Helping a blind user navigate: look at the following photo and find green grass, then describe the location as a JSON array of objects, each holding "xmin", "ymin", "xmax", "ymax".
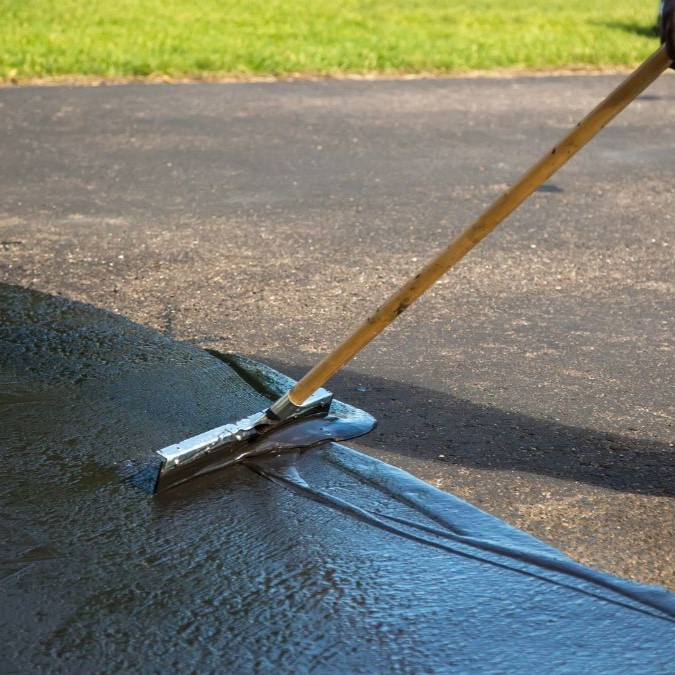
[{"xmin": 0, "ymin": 0, "xmax": 660, "ymax": 82}]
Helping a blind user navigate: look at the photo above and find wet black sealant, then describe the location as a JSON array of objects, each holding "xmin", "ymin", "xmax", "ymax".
[{"xmin": 1, "ymin": 284, "xmax": 674, "ymax": 672}]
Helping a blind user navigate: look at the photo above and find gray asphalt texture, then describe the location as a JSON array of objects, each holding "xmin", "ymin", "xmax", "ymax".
[{"xmin": 1, "ymin": 74, "xmax": 673, "ymax": 588}]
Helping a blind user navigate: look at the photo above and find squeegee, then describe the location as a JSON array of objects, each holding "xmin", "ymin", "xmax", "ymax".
[{"xmin": 153, "ymin": 45, "xmax": 671, "ymax": 492}]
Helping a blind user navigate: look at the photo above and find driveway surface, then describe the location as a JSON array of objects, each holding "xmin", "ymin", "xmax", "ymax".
[{"xmin": 1, "ymin": 73, "xmax": 673, "ymax": 587}]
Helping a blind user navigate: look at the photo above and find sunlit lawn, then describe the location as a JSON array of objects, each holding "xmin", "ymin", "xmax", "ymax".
[{"xmin": 0, "ymin": 0, "xmax": 660, "ymax": 81}]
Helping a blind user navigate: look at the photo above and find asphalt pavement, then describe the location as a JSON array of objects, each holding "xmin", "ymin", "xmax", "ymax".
[{"xmin": 1, "ymin": 73, "xmax": 673, "ymax": 587}]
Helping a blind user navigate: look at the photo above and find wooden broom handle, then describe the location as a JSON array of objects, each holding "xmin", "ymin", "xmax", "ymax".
[{"xmin": 287, "ymin": 46, "xmax": 671, "ymax": 406}]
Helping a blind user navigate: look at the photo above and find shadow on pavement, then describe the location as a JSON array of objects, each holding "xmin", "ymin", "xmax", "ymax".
[
  {"xmin": 256, "ymin": 357, "xmax": 674, "ymax": 498},
  {"xmin": 0, "ymin": 280, "xmax": 670, "ymax": 499}
]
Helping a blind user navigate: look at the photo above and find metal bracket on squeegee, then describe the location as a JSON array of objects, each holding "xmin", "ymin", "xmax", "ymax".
[{"xmin": 154, "ymin": 389, "xmax": 333, "ymax": 492}]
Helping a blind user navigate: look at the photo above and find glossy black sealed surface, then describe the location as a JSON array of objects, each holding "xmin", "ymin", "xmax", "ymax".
[{"xmin": 1, "ymin": 284, "xmax": 673, "ymax": 672}]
